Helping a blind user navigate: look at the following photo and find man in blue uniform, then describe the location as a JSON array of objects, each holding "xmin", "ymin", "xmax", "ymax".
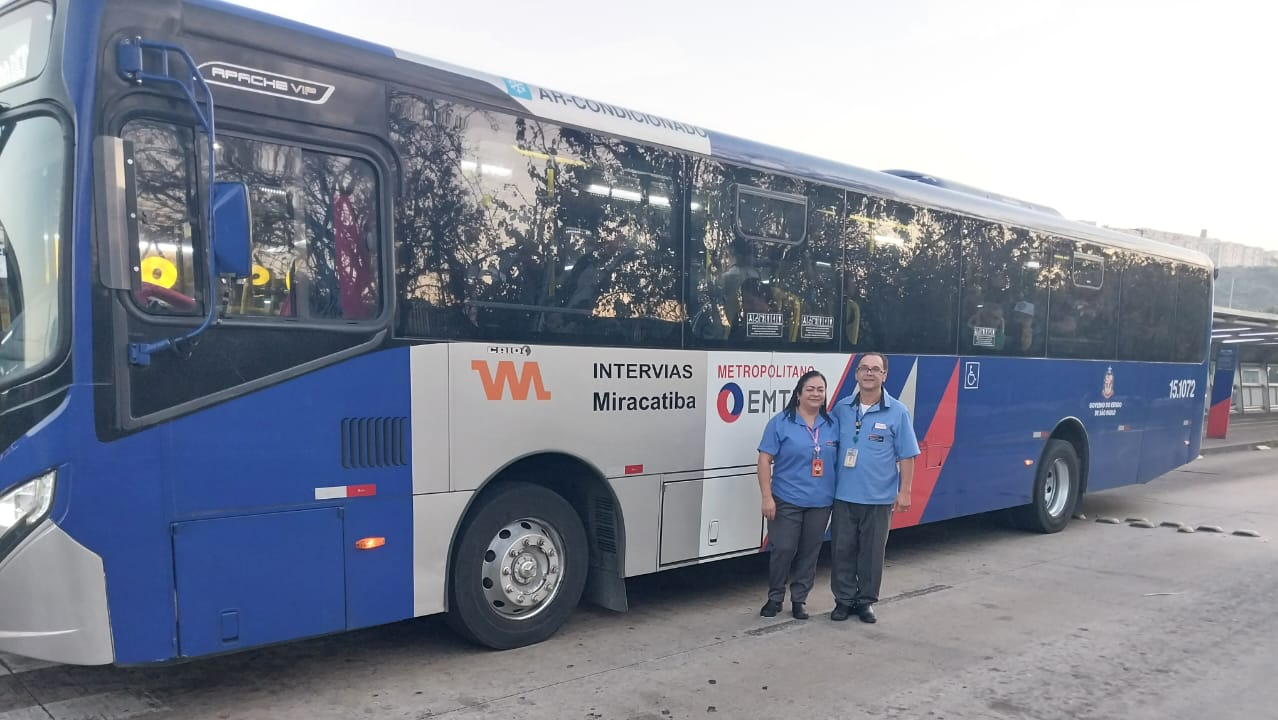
[{"xmin": 829, "ymin": 352, "xmax": 920, "ymax": 623}]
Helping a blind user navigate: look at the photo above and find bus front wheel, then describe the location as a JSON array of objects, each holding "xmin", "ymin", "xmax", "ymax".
[
  {"xmin": 447, "ymin": 482, "xmax": 588, "ymax": 649},
  {"xmin": 1010, "ymin": 439, "xmax": 1080, "ymax": 533}
]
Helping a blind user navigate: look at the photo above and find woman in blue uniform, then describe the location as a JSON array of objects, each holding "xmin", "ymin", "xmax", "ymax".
[{"xmin": 757, "ymin": 370, "xmax": 839, "ymax": 619}]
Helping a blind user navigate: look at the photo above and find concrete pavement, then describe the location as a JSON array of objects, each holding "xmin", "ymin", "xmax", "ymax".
[{"xmin": 3, "ymin": 451, "xmax": 1276, "ymax": 720}]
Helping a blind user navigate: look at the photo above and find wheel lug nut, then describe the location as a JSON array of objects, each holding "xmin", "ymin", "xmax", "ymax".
[
  {"xmin": 523, "ymin": 538, "xmax": 531, "ymax": 547},
  {"xmin": 546, "ymin": 548, "xmax": 555, "ymax": 556},
  {"xmin": 509, "ymin": 548, "xmax": 518, "ymax": 557},
  {"xmin": 537, "ymin": 538, "xmax": 545, "ymax": 547},
  {"xmin": 505, "ymin": 585, "xmax": 514, "ymax": 594},
  {"xmin": 502, "ymin": 568, "xmax": 510, "ymax": 576}
]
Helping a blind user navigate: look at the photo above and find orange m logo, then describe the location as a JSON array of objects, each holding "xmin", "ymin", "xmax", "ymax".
[{"xmin": 471, "ymin": 360, "xmax": 552, "ymax": 401}]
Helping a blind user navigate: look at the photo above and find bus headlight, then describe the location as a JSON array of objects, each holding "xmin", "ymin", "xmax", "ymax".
[{"xmin": 0, "ymin": 470, "xmax": 57, "ymax": 553}]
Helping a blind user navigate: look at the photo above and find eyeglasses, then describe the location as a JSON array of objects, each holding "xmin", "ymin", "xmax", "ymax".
[{"xmin": 856, "ymin": 366, "xmax": 885, "ymax": 376}]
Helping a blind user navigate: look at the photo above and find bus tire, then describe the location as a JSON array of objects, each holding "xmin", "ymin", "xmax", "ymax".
[
  {"xmin": 447, "ymin": 482, "xmax": 588, "ymax": 650},
  {"xmin": 1010, "ymin": 439, "xmax": 1080, "ymax": 534}
]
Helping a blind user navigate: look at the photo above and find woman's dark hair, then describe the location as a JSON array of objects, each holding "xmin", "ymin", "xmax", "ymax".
[{"xmin": 783, "ymin": 370, "xmax": 832, "ymax": 423}]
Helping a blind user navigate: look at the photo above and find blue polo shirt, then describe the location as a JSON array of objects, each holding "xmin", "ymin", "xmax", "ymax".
[
  {"xmin": 757, "ymin": 411, "xmax": 839, "ymax": 508},
  {"xmin": 831, "ymin": 391, "xmax": 920, "ymax": 505}
]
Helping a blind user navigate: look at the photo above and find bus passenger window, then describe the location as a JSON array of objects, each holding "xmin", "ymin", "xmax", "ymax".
[
  {"xmin": 1172, "ymin": 264, "xmax": 1211, "ymax": 363},
  {"xmin": 1046, "ymin": 242, "xmax": 1118, "ymax": 360},
  {"xmin": 388, "ymin": 91, "xmax": 682, "ymax": 348},
  {"xmin": 211, "ymin": 136, "xmax": 381, "ymax": 322},
  {"xmin": 1117, "ymin": 256, "xmax": 1175, "ymax": 362},
  {"xmin": 843, "ymin": 196, "xmax": 960, "ymax": 355},
  {"xmin": 687, "ymin": 160, "xmax": 839, "ymax": 350},
  {"xmin": 959, "ymin": 223, "xmax": 1048, "ymax": 357}
]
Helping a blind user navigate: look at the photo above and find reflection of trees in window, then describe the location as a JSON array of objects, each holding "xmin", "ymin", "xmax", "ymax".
[
  {"xmin": 735, "ymin": 186, "xmax": 806, "ymax": 244},
  {"xmin": 1117, "ymin": 252, "xmax": 1182, "ymax": 362},
  {"xmin": 845, "ymin": 195, "xmax": 959, "ymax": 354},
  {"xmin": 550, "ymin": 128, "xmax": 680, "ymax": 328},
  {"xmin": 390, "ymin": 91, "xmax": 681, "ymax": 346},
  {"xmin": 1119, "ymin": 255, "xmax": 1206, "ymax": 363},
  {"xmin": 210, "ymin": 137, "xmax": 380, "ymax": 321},
  {"xmin": 124, "ymin": 120, "xmax": 201, "ymax": 313},
  {"xmin": 1172, "ymin": 264, "xmax": 1211, "ymax": 363},
  {"xmin": 213, "ymin": 138, "xmax": 301, "ymax": 317},
  {"xmin": 803, "ymin": 191, "xmax": 842, "ymax": 296},
  {"xmin": 960, "ymin": 222, "xmax": 1050, "ymax": 355},
  {"xmin": 1047, "ymin": 241, "xmax": 1119, "ymax": 360},
  {"xmin": 390, "ymin": 93, "xmax": 490, "ymax": 321},
  {"xmin": 687, "ymin": 162, "xmax": 837, "ymax": 347},
  {"xmin": 304, "ymin": 154, "xmax": 379, "ymax": 320}
]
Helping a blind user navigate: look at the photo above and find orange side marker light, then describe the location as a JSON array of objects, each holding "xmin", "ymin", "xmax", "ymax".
[{"xmin": 355, "ymin": 537, "xmax": 386, "ymax": 550}]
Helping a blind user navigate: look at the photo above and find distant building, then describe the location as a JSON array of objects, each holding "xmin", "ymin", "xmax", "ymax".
[{"xmin": 1111, "ymin": 227, "xmax": 1278, "ymax": 268}]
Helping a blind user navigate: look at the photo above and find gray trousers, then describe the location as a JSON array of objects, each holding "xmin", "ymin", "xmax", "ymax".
[
  {"xmin": 830, "ymin": 500, "xmax": 893, "ymax": 607},
  {"xmin": 767, "ymin": 499, "xmax": 833, "ymax": 604}
]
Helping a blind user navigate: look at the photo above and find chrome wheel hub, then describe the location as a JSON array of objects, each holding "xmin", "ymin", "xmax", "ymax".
[
  {"xmin": 481, "ymin": 518, "xmax": 564, "ymax": 620},
  {"xmin": 1043, "ymin": 458, "xmax": 1071, "ymax": 518}
]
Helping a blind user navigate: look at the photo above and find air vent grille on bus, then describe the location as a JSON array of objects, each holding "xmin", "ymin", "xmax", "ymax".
[
  {"xmin": 593, "ymin": 495, "xmax": 618, "ymax": 555},
  {"xmin": 341, "ymin": 417, "xmax": 409, "ymax": 469}
]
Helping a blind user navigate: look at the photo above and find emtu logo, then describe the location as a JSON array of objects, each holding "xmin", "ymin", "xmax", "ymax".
[
  {"xmin": 716, "ymin": 382, "xmax": 745, "ymax": 423},
  {"xmin": 471, "ymin": 360, "xmax": 551, "ymax": 401}
]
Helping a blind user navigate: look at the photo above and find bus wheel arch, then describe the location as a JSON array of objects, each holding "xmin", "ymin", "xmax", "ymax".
[
  {"xmin": 1050, "ymin": 418, "xmax": 1090, "ymax": 498},
  {"xmin": 1009, "ymin": 419, "xmax": 1088, "ymax": 533},
  {"xmin": 446, "ymin": 453, "xmax": 628, "ymax": 649}
]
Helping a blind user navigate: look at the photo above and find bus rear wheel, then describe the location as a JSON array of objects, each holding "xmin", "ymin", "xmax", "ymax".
[
  {"xmin": 447, "ymin": 482, "xmax": 588, "ymax": 649},
  {"xmin": 1010, "ymin": 439, "xmax": 1080, "ymax": 533}
]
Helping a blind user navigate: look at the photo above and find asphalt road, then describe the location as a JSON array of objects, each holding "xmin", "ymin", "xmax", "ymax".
[{"xmin": 3, "ymin": 447, "xmax": 1276, "ymax": 720}]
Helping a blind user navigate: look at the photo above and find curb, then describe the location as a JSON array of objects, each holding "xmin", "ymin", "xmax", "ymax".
[{"xmin": 1199, "ymin": 438, "xmax": 1278, "ymax": 457}]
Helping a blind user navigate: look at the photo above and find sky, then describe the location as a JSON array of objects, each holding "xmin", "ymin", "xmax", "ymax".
[{"xmin": 230, "ymin": 0, "xmax": 1278, "ymax": 252}]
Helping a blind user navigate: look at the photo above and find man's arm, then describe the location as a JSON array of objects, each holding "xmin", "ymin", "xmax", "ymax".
[{"xmin": 894, "ymin": 456, "xmax": 915, "ymax": 513}]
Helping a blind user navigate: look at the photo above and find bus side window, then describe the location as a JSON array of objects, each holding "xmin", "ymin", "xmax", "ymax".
[
  {"xmin": 687, "ymin": 161, "xmax": 838, "ymax": 350},
  {"xmin": 1046, "ymin": 241, "xmax": 1118, "ymax": 360},
  {"xmin": 844, "ymin": 195, "xmax": 960, "ymax": 355},
  {"xmin": 1172, "ymin": 264, "xmax": 1211, "ymax": 363},
  {"xmin": 211, "ymin": 136, "xmax": 381, "ymax": 322},
  {"xmin": 960, "ymin": 222, "xmax": 1048, "ymax": 357},
  {"xmin": 388, "ymin": 91, "xmax": 682, "ymax": 348},
  {"xmin": 122, "ymin": 119, "xmax": 203, "ymax": 316},
  {"xmin": 1117, "ymin": 255, "xmax": 1175, "ymax": 362}
]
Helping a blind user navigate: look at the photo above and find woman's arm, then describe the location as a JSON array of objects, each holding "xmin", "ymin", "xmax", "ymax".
[{"xmin": 758, "ymin": 451, "xmax": 777, "ymax": 521}]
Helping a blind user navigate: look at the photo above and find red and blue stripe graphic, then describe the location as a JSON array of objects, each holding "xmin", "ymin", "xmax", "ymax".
[{"xmin": 829, "ymin": 355, "xmax": 961, "ymax": 530}]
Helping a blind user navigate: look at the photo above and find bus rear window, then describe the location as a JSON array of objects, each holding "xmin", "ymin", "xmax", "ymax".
[{"xmin": 0, "ymin": 1, "xmax": 53, "ymax": 92}]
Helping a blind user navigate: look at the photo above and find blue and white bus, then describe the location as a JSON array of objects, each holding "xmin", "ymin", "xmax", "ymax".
[{"xmin": 0, "ymin": 0, "xmax": 1213, "ymax": 665}]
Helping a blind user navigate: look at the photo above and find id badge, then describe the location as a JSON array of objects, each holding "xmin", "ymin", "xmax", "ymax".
[
  {"xmin": 844, "ymin": 448, "xmax": 858, "ymax": 468},
  {"xmin": 812, "ymin": 458, "xmax": 824, "ymax": 477}
]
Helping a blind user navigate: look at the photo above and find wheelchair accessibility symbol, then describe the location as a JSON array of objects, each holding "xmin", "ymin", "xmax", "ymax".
[{"xmin": 964, "ymin": 362, "xmax": 980, "ymax": 390}]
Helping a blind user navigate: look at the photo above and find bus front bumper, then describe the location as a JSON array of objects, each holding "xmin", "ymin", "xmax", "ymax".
[{"xmin": 0, "ymin": 520, "xmax": 113, "ymax": 665}]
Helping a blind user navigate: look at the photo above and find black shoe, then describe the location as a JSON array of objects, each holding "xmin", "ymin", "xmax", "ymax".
[
  {"xmin": 853, "ymin": 604, "xmax": 877, "ymax": 623},
  {"xmin": 830, "ymin": 603, "xmax": 852, "ymax": 621},
  {"xmin": 760, "ymin": 600, "xmax": 782, "ymax": 618},
  {"xmin": 792, "ymin": 602, "xmax": 809, "ymax": 620}
]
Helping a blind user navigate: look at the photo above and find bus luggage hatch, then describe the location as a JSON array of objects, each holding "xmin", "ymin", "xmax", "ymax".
[{"xmin": 171, "ymin": 508, "xmax": 346, "ymax": 658}]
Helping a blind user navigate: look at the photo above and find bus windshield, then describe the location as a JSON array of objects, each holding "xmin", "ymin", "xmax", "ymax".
[
  {"xmin": 0, "ymin": 1, "xmax": 53, "ymax": 92},
  {"xmin": 0, "ymin": 114, "xmax": 64, "ymax": 385}
]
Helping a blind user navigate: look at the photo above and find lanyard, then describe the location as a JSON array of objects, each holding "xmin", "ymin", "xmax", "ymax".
[
  {"xmin": 803, "ymin": 422, "xmax": 821, "ymax": 457},
  {"xmin": 853, "ymin": 396, "xmax": 880, "ymax": 444}
]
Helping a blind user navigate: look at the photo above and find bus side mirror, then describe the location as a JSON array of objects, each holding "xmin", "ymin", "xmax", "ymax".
[{"xmin": 212, "ymin": 181, "xmax": 252, "ymax": 278}]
